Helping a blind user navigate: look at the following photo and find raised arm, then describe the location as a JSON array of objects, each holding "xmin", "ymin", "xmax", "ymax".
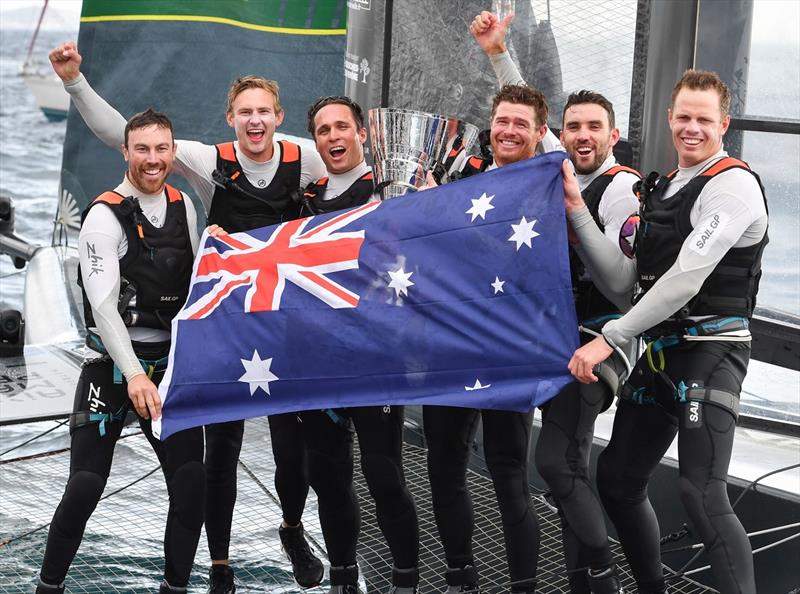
[{"xmin": 49, "ymin": 41, "xmax": 127, "ymax": 149}]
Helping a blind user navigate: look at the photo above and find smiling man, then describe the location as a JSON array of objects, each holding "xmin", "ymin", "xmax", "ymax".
[
  {"xmin": 563, "ymin": 70, "xmax": 767, "ymax": 594},
  {"xmin": 37, "ymin": 110, "xmax": 206, "ymax": 594},
  {"xmin": 419, "ymin": 81, "xmax": 557, "ymax": 594},
  {"xmin": 295, "ymin": 96, "xmax": 420, "ymax": 594},
  {"xmin": 469, "ymin": 11, "xmax": 640, "ymax": 593},
  {"xmin": 49, "ymin": 42, "xmax": 326, "ymax": 594}
]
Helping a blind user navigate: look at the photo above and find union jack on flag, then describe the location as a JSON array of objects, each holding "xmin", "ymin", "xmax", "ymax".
[
  {"xmin": 183, "ymin": 202, "xmax": 380, "ymax": 319},
  {"xmin": 155, "ymin": 152, "xmax": 578, "ymax": 440}
]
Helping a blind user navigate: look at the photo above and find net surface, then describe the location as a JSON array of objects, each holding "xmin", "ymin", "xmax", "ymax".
[{"xmin": 0, "ymin": 419, "xmax": 713, "ymax": 593}]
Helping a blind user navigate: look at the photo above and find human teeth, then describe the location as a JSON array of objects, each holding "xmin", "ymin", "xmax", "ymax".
[{"xmin": 683, "ymin": 138, "xmax": 701, "ymax": 145}]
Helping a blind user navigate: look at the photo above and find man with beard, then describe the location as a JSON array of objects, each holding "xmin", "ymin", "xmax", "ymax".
[
  {"xmin": 564, "ymin": 70, "xmax": 765, "ymax": 594},
  {"xmin": 421, "ymin": 83, "xmax": 557, "ymax": 593},
  {"xmin": 49, "ymin": 42, "xmax": 326, "ymax": 594},
  {"xmin": 295, "ymin": 96, "xmax": 420, "ymax": 594},
  {"xmin": 37, "ymin": 109, "xmax": 213, "ymax": 594},
  {"xmin": 470, "ymin": 12, "xmax": 639, "ymax": 593}
]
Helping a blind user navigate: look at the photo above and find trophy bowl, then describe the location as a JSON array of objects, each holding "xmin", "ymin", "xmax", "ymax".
[{"xmin": 368, "ymin": 107, "xmax": 479, "ymax": 200}]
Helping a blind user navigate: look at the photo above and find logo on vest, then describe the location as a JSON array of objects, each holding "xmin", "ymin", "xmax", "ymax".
[
  {"xmin": 160, "ymin": 295, "xmax": 180, "ymax": 302},
  {"xmin": 690, "ymin": 212, "xmax": 729, "ymax": 256}
]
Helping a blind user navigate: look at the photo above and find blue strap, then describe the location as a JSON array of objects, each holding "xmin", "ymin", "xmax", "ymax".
[
  {"xmin": 113, "ymin": 355, "xmax": 170, "ymax": 385},
  {"xmin": 88, "ymin": 413, "xmax": 108, "ymax": 436},
  {"xmin": 324, "ymin": 408, "xmax": 348, "ymax": 426}
]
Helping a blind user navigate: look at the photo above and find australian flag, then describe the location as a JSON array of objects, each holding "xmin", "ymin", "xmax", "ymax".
[{"xmin": 154, "ymin": 152, "xmax": 578, "ymax": 439}]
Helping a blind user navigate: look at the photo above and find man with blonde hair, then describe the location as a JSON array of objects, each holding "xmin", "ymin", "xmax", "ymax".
[{"xmin": 564, "ymin": 69, "xmax": 765, "ymax": 594}]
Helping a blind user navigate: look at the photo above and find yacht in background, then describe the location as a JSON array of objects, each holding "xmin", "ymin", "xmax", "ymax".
[{"xmin": 18, "ymin": 0, "xmax": 70, "ymax": 121}]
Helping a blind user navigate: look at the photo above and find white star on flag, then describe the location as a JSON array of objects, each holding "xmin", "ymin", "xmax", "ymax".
[
  {"xmin": 465, "ymin": 192, "xmax": 495, "ymax": 222},
  {"xmin": 491, "ymin": 276, "xmax": 505, "ymax": 294},
  {"xmin": 239, "ymin": 350, "xmax": 279, "ymax": 396},
  {"xmin": 508, "ymin": 216, "xmax": 540, "ymax": 250},
  {"xmin": 387, "ymin": 267, "xmax": 414, "ymax": 297},
  {"xmin": 465, "ymin": 379, "xmax": 492, "ymax": 391}
]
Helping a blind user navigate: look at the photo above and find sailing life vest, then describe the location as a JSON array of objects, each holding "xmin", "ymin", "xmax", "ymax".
[
  {"xmin": 458, "ymin": 155, "xmax": 492, "ymax": 179},
  {"xmin": 79, "ymin": 185, "xmax": 194, "ymax": 353},
  {"xmin": 207, "ymin": 140, "xmax": 302, "ymax": 232},
  {"xmin": 571, "ymin": 165, "xmax": 641, "ymax": 321},
  {"xmin": 301, "ymin": 170, "xmax": 374, "ymax": 215},
  {"xmin": 635, "ymin": 157, "xmax": 768, "ymax": 318}
]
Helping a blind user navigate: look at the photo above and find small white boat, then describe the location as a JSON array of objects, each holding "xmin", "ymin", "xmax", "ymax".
[{"xmin": 18, "ymin": 0, "xmax": 70, "ymax": 122}]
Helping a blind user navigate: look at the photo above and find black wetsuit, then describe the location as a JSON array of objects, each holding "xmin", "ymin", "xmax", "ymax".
[
  {"xmin": 596, "ymin": 158, "xmax": 767, "ymax": 594},
  {"xmin": 204, "ymin": 141, "xmax": 309, "ymax": 560},
  {"xmin": 40, "ymin": 187, "xmax": 205, "ymax": 589},
  {"xmin": 535, "ymin": 165, "xmax": 640, "ymax": 593},
  {"xmin": 299, "ymin": 172, "xmax": 420, "ymax": 588},
  {"xmin": 423, "ymin": 157, "xmax": 538, "ymax": 593}
]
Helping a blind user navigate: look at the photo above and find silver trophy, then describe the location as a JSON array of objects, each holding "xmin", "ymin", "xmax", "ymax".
[{"xmin": 368, "ymin": 107, "xmax": 479, "ymax": 200}]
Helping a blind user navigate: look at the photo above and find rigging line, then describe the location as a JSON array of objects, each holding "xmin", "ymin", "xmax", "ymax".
[
  {"xmin": 664, "ymin": 461, "xmax": 800, "ymax": 575},
  {"xmin": 0, "ymin": 464, "xmax": 161, "ymax": 548},
  {"xmin": 0, "ymin": 428, "xmax": 145, "ymax": 465},
  {"xmin": 0, "ymin": 419, "xmax": 69, "ymax": 458},
  {"xmin": 678, "ymin": 532, "xmax": 800, "ymax": 579},
  {"xmin": 237, "ymin": 458, "xmax": 329, "ymax": 558},
  {"xmin": 662, "ymin": 522, "xmax": 800, "ymax": 554}
]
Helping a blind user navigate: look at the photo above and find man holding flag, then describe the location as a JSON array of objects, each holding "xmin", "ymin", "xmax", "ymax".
[
  {"xmin": 420, "ymin": 83, "xmax": 565, "ymax": 594},
  {"xmin": 157, "ymin": 94, "xmax": 577, "ymax": 593},
  {"xmin": 294, "ymin": 95, "xmax": 421, "ymax": 594},
  {"xmin": 470, "ymin": 11, "xmax": 640, "ymax": 593},
  {"xmin": 49, "ymin": 42, "xmax": 326, "ymax": 593}
]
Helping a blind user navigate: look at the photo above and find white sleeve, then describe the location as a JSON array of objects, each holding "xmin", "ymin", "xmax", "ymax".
[
  {"xmin": 569, "ymin": 206, "xmax": 638, "ymax": 295},
  {"xmin": 79, "ymin": 206, "xmax": 143, "ymax": 380},
  {"xmin": 602, "ymin": 170, "xmax": 767, "ymax": 346},
  {"xmin": 598, "ymin": 172, "xmax": 640, "ymax": 244},
  {"xmin": 173, "ymin": 140, "xmax": 218, "ymax": 217},
  {"xmin": 182, "ymin": 192, "xmax": 200, "ymax": 255},
  {"xmin": 489, "ymin": 51, "xmax": 526, "ymax": 86},
  {"xmin": 63, "ymin": 73, "xmax": 126, "ymax": 150},
  {"xmin": 300, "ymin": 146, "xmax": 327, "ymax": 189}
]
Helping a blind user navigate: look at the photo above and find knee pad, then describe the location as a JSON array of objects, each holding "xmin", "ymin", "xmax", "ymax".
[
  {"xmin": 678, "ymin": 475, "xmax": 733, "ymax": 523},
  {"xmin": 596, "ymin": 453, "xmax": 647, "ymax": 509},
  {"xmin": 62, "ymin": 470, "xmax": 106, "ymax": 522},
  {"xmin": 169, "ymin": 461, "xmax": 206, "ymax": 529},
  {"xmin": 361, "ymin": 452, "xmax": 404, "ymax": 500},
  {"xmin": 534, "ymin": 445, "xmax": 570, "ymax": 495}
]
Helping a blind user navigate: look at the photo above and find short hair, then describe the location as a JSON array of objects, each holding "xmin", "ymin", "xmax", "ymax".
[
  {"xmin": 490, "ymin": 84, "xmax": 549, "ymax": 128},
  {"xmin": 124, "ymin": 108, "xmax": 173, "ymax": 147},
  {"xmin": 307, "ymin": 95, "xmax": 365, "ymax": 137},
  {"xmin": 670, "ymin": 69, "xmax": 731, "ymax": 118},
  {"xmin": 226, "ymin": 75, "xmax": 282, "ymax": 115},
  {"xmin": 562, "ymin": 90, "xmax": 616, "ymax": 129}
]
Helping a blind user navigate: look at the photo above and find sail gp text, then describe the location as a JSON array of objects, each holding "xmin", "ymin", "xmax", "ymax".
[{"xmin": 691, "ymin": 212, "xmax": 729, "ymax": 256}]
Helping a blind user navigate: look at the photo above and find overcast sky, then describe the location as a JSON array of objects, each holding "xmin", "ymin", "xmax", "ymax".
[{"xmin": 0, "ymin": 0, "xmax": 797, "ymax": 44}]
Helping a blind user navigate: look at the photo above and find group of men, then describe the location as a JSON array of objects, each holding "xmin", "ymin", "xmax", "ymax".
[{"xmin": 37, "ymin": 9, "xmax": 764, "ymax": 594}]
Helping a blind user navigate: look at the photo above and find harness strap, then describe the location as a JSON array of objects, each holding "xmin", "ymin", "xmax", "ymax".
[
  {"xmin": 87, "ymin": 411, "xmax": 126, "ymax": 437},
  {"xmin": 112, "ymin": 356, "xmax": 169, "ymax": 385},
  {"xmin": 620, "ymin": 384, "xmax": 656, "ymax": 405},
  {"xmin": 678, "ymin": 382, "xmax": 740, "ymax": 419}
]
